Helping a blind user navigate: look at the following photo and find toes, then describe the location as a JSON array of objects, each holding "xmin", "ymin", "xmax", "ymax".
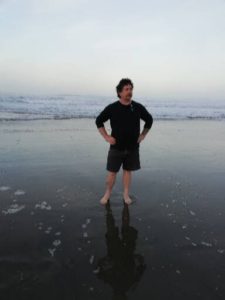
[
  {"xmin": 100, "ymin": 196, "xmax": 109, "ymax": 205},
  {"xmin": 124, "ymin": 197, "xmax": 132, "ymax": 204}
]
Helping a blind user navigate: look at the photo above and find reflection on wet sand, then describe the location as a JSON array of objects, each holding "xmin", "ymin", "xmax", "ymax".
[{"xmin": 95, "ymin": 201, "xmax": 146, "ymax": 299}]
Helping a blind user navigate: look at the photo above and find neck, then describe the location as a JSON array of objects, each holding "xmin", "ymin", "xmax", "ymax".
[{"xmin": 119, "ymin": 98, "xmax": 132, "ymax": 105}]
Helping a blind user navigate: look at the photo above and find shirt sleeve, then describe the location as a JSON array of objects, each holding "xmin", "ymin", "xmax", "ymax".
[
  {"xmin": 139, "ymin": 103, "xmax": 153, "ymax": 129},
  {"xmin": 95, "ymin": 104, "xmax": 111, "ymax": 128}
]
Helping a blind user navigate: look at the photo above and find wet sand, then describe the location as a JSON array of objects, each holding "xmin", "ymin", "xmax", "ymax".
[{"xmin": 0, "ymin": 118, "xmax": 225, "ymax": 299}]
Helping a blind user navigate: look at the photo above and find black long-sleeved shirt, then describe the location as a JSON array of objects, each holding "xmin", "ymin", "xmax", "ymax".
[{"xmin": 95, "ymin": 99, "xmax": 153, "ymax": 150}]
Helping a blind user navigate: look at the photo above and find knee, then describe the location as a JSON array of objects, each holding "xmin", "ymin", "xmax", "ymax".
[
  {"xmin": 108, "ymin": 171, "xmax": 117, "ymax": 177},
  {"xmin": 106, "ymin": 171, "xmax": 117, "ymax": 181}
]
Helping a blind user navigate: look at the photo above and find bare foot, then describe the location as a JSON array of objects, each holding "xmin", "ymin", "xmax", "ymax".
[
  {"xmin": 123, "ymin": 193, "xmax": 132, "ymax": 205},
  {"xmin": 100, "ymin": 192, "xmax": 110, "ymax": 205}
]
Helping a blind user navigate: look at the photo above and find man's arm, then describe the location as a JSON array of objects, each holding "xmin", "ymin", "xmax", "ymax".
[
  {"xmin": 97, "ymin": 127, "xmax": 109, "ymax": 141},
  {"xmin": 141, "ymin": 127, "xmax": 150, "ymax": 136},
  {"xmin": 138, "ymin": 103, "xmax": 153, "ymax": 142},
  {"xmin": 95, "ymin": 104, "xmax": 115, "ymax": 144},
  {"xmin": 140, "ymin": 103, "xmax": 153, "ymax": 136}
]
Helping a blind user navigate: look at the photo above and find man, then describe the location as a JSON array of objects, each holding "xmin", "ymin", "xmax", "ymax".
[{"xmin": 95, "ymin": 78, "xmax": 153, "ymax": 205}]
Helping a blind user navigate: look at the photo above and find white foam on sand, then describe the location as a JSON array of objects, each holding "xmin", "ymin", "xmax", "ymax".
[
  {"xmin": 89, "ymin": 255, "xmax": 94, "ymax": 264},
  {"xmin": 0, "ymin": 186, "xmax": 11, "ymax": 191},
  {"xmin": 45, "ymin": 226, "xmax": 53, "ymax": 234},
  {"xmin": 182, "ymin": 224, "xmax": 188, "ymax": 229},
  {"xmin": 52, "ymin": 239, "xmax": 61, "ymax": 247},
  {"xmin": 83, "ymin": 232, "xmax": 88, "ymax": 238},
  {"xmin": 48, "ymin": 239, "xmax": 61, "ymax": 256},
  {"xmin": 93, "ymin": 266, "xmax": 100, "ymax": 274},
  {"xmin": 56, "ymin": 187, "xmax": 65, "ymax": 193},
  {"xmin": 14, "ymin": 189, "xmax": 26, "ymax": 196},
  {"xmin": 81, "ymin": 218, "xmax": 92, "ymax": 238},
  {"xmin": 201, "ymin": 241, "xmax": 213, "ymax": 247},
  {"xmin": 35, "ymin": 201, "xmax": 52, "ymax": 210},
  {"xmin": 217, "ymin": 249, "xmax": 225, "ymax": 254},
  {"xmin": 48, "ymin": 248, "xmax": 56, "ymax": 256},
  {"xmin": 189, "ymin": 210, "xmax": 196, "ymax": 216},
  {"xmin": 167, "ymin": 213, "xmax": 174, "ymax": 217},
  {"xmin": 2, "ymin": 203, "xmax": 25, "ymax": 214}
]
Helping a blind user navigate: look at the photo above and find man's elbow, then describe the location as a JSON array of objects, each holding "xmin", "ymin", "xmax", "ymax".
[
  {"xmin": 95, "ymin": 117, "xmax": 104, "ymax": 129},
  {"xmin": 144, "ymin": 115, "xmax": 153, "ymax": 129}
]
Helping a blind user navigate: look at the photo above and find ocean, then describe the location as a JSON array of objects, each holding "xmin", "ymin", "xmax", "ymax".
[{"xmin": 0, "ymin": 94, "xmax": 224, "ymax": 121}]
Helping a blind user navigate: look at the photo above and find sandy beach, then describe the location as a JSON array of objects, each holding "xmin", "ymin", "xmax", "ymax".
[{"xmin": 0, "ymin": 118, "xmax": 225, "ymax": 299}]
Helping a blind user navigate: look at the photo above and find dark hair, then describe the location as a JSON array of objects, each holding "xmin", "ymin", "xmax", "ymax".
[{"xmin": 116, "ymin": 78, "xmax": 134, "ymax": 98}]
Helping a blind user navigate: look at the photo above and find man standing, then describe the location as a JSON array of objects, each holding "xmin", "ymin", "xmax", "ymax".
[{"xmin": 95, "ymin": 78, "xmax": 153, "ymax": 205}]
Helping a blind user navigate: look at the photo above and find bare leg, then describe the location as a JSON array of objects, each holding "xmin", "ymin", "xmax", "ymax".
[
  {"xmin": 123, "ymin": 169, "xmax": 132, "ymax": 204},
  {"xmin": 100, "ymin": 171, "xmax": 117, "ymax": 205}
]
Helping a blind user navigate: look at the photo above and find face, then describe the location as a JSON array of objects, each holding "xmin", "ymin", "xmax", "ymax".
[{"xmin": 119, "ymin": 84, "xmax": 133, "ymax": 100}]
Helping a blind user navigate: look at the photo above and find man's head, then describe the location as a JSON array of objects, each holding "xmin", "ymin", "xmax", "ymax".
[{"xmin": 116, "ymin": 78, "xmax": 133, "ymax": 100}]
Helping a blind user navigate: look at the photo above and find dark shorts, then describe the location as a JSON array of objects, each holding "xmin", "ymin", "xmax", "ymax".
[{"xmin": 106, "ymin": 147, "xmax": 141, "ymax": 172}]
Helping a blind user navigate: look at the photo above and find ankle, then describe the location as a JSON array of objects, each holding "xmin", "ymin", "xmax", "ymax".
[
  {"xmin": 123, "ymin": 190, "xmax": 129, "ymax": 196},
  {"xmin": 105, "ymin": 189, "xmax": 111, "ymax": 195}
]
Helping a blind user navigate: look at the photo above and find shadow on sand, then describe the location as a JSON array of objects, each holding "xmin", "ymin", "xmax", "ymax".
[{"xmin": 94, "ymin": 200, "xmax": 147, "ymax": 299}]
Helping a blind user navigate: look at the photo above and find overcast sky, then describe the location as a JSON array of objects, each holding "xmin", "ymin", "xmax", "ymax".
[{"xmin": 0, "ymin": 0, "xmax": 225, "ymax": 100}]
